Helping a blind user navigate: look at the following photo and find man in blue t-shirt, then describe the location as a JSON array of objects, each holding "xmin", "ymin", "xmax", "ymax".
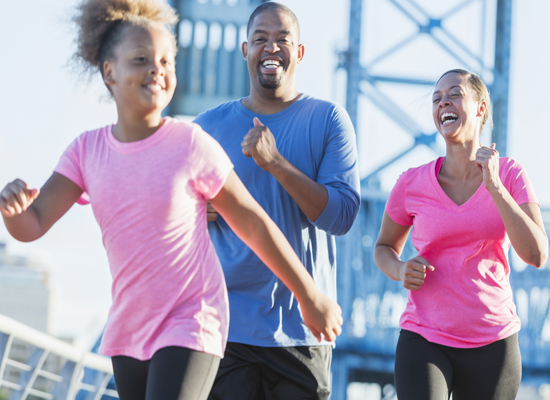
[{"xmin": 194, "ymin": 2, "xmax": 360, "ymax": 399}]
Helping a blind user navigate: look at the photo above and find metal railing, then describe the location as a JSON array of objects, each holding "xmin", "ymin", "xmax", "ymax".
[{"xmin": 0, "ymin": 314, "xmax": 118, "ymax": 400}]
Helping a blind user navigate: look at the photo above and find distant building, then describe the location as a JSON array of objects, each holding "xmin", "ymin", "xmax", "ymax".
[{"xmin": 0, "ymin": 242, "xmax": 55, "ymax": 335}]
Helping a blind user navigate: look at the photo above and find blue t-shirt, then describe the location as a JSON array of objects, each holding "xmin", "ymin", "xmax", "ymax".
[{"xmin": 194, "ymin": 94, "xmax": 360, "ymax": 347}]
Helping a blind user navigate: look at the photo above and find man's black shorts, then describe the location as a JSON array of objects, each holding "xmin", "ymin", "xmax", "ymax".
[{"xmin": 208, "ymin": 342, "xmax": 332, "ymax": 400}]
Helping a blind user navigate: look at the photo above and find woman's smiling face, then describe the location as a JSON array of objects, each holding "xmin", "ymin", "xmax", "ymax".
[{"xmin": 432, "ymin": 72, "xmax": 486, "ymax": 144}]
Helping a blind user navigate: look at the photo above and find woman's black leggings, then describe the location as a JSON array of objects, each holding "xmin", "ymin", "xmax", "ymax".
[
  {"xmin": 111, "ymin": 346, "xmax": 220, "ymax": 400},
  {"xmin": 394, "ymin": 330, "xmax": 521, "ymax": 400}
]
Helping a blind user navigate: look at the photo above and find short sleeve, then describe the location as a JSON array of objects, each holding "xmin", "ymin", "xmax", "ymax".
[
  {"xmin": 54, "ymin": 135, "xmax": 90, "ymax": 205},
  {"xmin": 385, "ymin": 171, "xmax": 413, "ymax": 226},
  {"xmin": 503, "ymin": 159, "xmax": 539, "ymax": 206},
  {"xmin": 190, "ymin": 124, "xmax": 234, "ymax": 200}
]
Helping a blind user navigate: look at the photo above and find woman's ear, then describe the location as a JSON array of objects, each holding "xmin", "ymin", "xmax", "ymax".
[{"xmin": 477, "ymin": 100, "xmax": 487, "ymax": 118}]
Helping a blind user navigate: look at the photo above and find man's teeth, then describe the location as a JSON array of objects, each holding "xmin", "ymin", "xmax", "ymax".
[
  {"xmin": 263, "ymin": 60, "xmax": 280, "ymax": 69},
  {"xmin": 441, "ymin": 112, "xmax": 458, "ymax": 125}
]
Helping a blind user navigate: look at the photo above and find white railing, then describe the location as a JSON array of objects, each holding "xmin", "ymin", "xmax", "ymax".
[{"xmin": 0, "ymin": 314, "xmax": 118, "ymax": 400}]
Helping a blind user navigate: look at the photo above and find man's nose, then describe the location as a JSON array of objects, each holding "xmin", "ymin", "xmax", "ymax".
[{"xmin": 265, "ymin": 40, "xmax": 279, "ymax": 53}]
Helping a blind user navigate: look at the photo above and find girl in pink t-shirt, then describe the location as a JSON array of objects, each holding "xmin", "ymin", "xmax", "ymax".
[
  {"xmin": 375, "ymin": 69, "xmax": 548, "ymax": 400},
  {"xmin": 0, "ymin": 1, "xmax": 343, "ymax": 399}
]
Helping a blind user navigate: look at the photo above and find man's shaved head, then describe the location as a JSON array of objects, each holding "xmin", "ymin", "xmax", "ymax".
[{"xmin": 246, "ymin": 2, "xmax": 300, "ymax": 41}]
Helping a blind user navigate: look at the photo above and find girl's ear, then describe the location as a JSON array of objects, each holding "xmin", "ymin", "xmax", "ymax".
[{"xmin": 103, "ymin": 60, "xmax": 115, "ymax": 86}]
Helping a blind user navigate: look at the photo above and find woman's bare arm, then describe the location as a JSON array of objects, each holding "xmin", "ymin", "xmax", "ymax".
[{"xmin": 374, "ymin": 212, "xmax": 434, "ymax": 291}]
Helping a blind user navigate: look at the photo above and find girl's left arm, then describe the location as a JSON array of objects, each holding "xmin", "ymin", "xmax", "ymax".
[
  {"xmin": 209, "ymin": 170, "xmax": 343, "ymax": 342},
  {"xmin": 477, "ymin": 145, "xmax": 548, "ymax": 268}
]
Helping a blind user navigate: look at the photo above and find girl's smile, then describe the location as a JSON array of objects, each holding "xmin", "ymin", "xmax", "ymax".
[{"xmin": 103, "ymin": 24, "xmax": 176, "ymax": 117}]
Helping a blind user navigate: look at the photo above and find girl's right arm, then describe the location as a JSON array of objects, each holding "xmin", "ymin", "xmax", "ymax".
[
  {"xmin": 374, "ymin": 212, "xmax": 434, "ymax": 291},
  {"xmin": 210, "ymin": 170, "xmax": 343, "ymax": 342},
  {"xmin": 1, "ymin": 173, "xmax": 83, "ymax": 242}
]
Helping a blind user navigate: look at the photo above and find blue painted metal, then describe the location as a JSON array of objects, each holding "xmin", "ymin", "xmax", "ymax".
[
  {"xmin": 51, "ymin": 360, "xmax": 77, "ymax": 399},
  {"xmin": 169, "ymin": 0, "xmax": 266, "ymax": 117},
  {"xmin": 344, "ymin": 0, "xmax": 363, "ymax": 130},
  {"xmin": 337, "ymin": 0, "xmax": 508, "ymax": 190},
  {"xmin": 512, "ymin": 262, "xmax": 550, "ymax": 385},
  {"xmin": 76, "ymin": 334, "xmax": 117, "ymax": 400},
  {"xmin": 77, "ymin": 369, "xmax": 115, "ymax": 400},
  {"xmin": 492, "ymin": 0, "xmax": 512, "ymax": 155},
  {"xmin": 8, "ymin": 348, "xmax": 47, "ymax": 400},
  {"xmin": 0, "ymin": 333, "xmax": 9, "ymax": 374},
  {"xmin": 0, "ymin": 314, "xmax": 117, "ymax": 400}
]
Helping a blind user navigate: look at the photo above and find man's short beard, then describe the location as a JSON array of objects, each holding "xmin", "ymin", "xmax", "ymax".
[{"xmin": 258, "ymin": 73, "xmax": 283, "ymax": 89}]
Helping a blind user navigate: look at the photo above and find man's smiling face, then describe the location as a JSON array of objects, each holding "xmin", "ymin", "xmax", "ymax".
[{"xmin": 243, "ymin": 9, "xmax": 303, "ymax": 92}]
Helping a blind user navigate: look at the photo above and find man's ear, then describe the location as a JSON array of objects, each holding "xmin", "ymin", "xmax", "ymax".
[
  {"xmin": 103, "ymin": 60, "xmax": 115, "ymax": 86},
  {"xmin": 297, "ymin": 44, "xmax": 305, "ymax": 64},
  {"xmin": 241, "ymin": 41, "xmax": 248, "ymax": 61}
]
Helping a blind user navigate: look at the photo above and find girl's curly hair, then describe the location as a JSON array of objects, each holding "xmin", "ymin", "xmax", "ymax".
[{"xmin": 73, "ymin": 0, "xmax": 178, "ymax": 77}]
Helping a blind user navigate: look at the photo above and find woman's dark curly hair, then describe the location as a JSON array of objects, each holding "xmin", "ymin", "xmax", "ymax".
[{"xmin": 73, "ymin": 0, "xmax": 178, "ymax": 78}]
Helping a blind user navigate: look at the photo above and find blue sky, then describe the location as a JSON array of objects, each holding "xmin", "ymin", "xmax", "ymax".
[{"xmin": 0, "ymin": 0, "xmax": 548, "ymax": 345}]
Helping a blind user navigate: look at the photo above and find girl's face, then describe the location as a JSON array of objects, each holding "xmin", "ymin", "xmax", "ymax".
[
  {"xmin": 432, "ymin": 73, "xmax": 486, "ymax": 144},
  {"xmin": 103, "ymin": 24, "xmax": 176, "ymax": 118}
]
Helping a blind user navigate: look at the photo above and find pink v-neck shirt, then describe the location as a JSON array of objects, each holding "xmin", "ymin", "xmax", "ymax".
[
  {"xmin": 54, "ymin": 117, "xmax": 233, "ymax": 360},
  {"xmin": 386, "ymin": 157, "xmax": 538, "ymax": 348}
]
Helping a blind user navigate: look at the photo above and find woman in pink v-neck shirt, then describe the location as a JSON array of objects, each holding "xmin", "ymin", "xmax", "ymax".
[
  {"xmin": 375, "ymin": 69, "xmax": 548, "ymax": 400},
  {"xmin": 0, "ymin": 1, "xmax": 343, "ymax": 399}
]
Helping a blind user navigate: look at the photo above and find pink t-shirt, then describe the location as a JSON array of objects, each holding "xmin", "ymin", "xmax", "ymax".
[
  {"xmin": 386, "ymin": 157, "xmax": 538, "ymax": 348},
  {"xmin": 55, "ymin": 117, "xmax": 233, "ymax": 360}
]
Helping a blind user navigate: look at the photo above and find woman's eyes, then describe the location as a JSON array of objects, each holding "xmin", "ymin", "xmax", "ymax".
[{"xmin": 433, "ymin": 93, "xmax": 462, "ymax": 103}]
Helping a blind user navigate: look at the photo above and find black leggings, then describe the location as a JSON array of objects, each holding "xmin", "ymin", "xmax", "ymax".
[
  {"xmin": 111, "ymin": 346, "xmax": 220, "ymax": 400},
  {"xmin": 394, "ymin": 330, "xmax": 521, "ymax": 400}
]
